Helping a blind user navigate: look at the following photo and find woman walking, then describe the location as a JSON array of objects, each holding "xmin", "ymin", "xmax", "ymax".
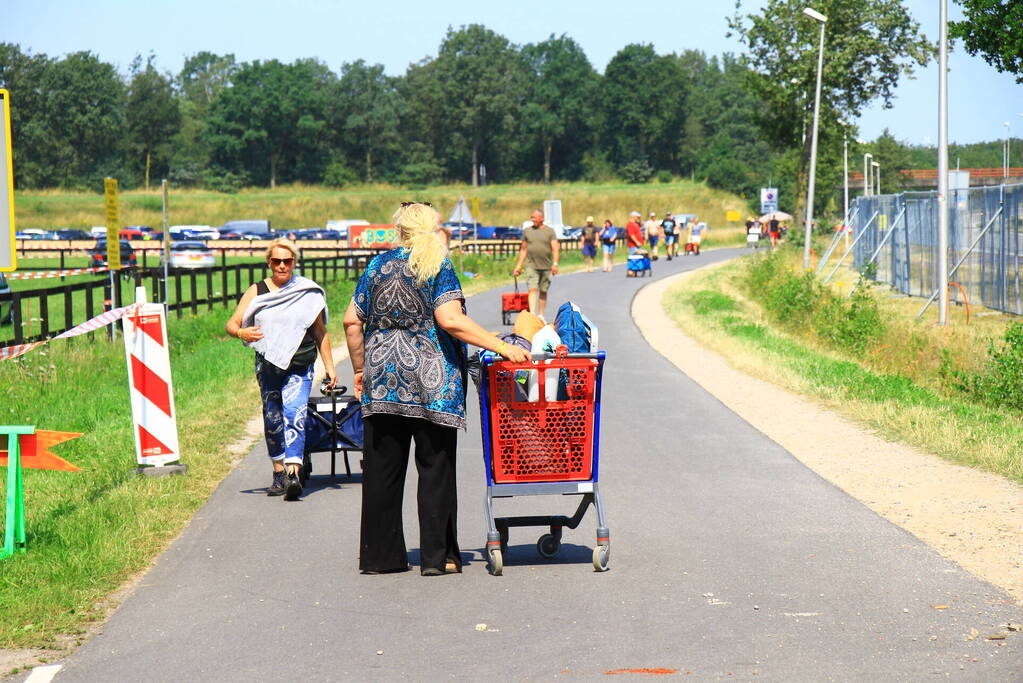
[
  {"xmin": 226, "ymin": 238, "xmax": 336, "ymax": 501},
  {"xmin": 599, "ymin": 219, "xmax": 617, "ymax": 272},
  {"xmin": 343, "ymin": 202, "xmax": 528, "ymax": 576}
]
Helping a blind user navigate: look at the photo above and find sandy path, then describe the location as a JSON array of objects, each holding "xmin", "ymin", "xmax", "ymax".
[{"xmin": 633, "ymin": 266, "xmax": 1023, "ymax": 603}]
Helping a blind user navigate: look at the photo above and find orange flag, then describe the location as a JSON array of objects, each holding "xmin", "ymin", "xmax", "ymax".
[{"xmin": 0, "ymin": 430, "xmax": 82, "ymax": 471}]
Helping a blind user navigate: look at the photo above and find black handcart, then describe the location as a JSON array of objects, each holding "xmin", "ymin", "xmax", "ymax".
[
  {"xmin": 301, "ymin": 383, "xmax": 363, "ymax": 483},
  {"xmin": 475, "ymin": 346, "xmax": 610, "ymax": 575}
]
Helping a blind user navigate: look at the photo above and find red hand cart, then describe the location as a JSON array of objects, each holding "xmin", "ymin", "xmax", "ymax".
[
  {"xmin": 501, "ymin": 277, "xmax": 531, "ymax": 325},
  {"xmin": 476, "ymin": 346, "xmax": 610, "ymax": 575}
]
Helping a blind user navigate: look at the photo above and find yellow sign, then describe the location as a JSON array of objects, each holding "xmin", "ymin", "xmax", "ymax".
[
  {"xmin": 725, "ymin": 210, "xmax": 741, "ymax": 222},
  {"xmin": 472, "ymin": 196, "xmax": 480, "ymax": 221},
  {"xmin": 0, "ymin": 89, "xmax": 15, "ymax": 272},
  {"xmin": 878, "ymin": 214, "xmax": 888, "ymax": 230},
  {"xmin": 103, "ymin": 178, "xmax": 121, "ymax": 270}
]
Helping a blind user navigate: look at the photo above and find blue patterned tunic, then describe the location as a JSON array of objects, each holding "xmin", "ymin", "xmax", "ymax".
[{"xmin": 353, "ymin": 249, "xmax": 468, "ymax": 429}]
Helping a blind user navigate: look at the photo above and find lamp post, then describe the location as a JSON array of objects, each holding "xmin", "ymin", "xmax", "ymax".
[
  {"xmin": 802, "ymin": 6, "xmax": 827, "ymax": 270},
  {"xmin": 872, "ymin": 161, "xmax": 881, "ymax": 196},
  {"xmin": 863, "ymin": 152, "xmax": 873, "ymax": 196},
  {"xmin": 839, "ymin": 120, "xmax": 849, "ymax": 225},
  {"xmin": 937, "ymin": 0, "xmax": 949, "ymax": 326},
  {"xmin": 1005, "ymin": 121, "xmax": 1011, "ymax": 178}
]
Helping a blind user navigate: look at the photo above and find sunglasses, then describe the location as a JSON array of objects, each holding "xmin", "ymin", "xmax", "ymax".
[
  {"xmin": 269, "ymin": 257, "xmax": 294, "ymax": 267},
  {"xmin": 400, "ymin": 201, "xmax": 433, "ymax": 208}
]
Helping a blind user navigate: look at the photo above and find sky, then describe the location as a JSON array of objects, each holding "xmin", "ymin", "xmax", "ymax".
[{"xmin": 5, "ymin": 0, "xmax": 1022, "ymax": 151}]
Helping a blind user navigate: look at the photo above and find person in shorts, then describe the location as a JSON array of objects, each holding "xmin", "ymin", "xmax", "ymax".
[
  {"xmin": 599, "ymin": 219, "xmax": 617, "ymax": 272},
  {"xmin": 512, "ymin": 209, "xmax": 559, "ymax": 318},
  {"xmin": 644, "ymin": 212, "xmax": 662, "ymax": 260},
  {"xmin": 580, "ymin": 216, "xmax": 599, "ymax": 273},
  {"xmin": 769, "ymin": 217, "xmax": 781, "ymax": 248},
  {"xmin": 661, "ymin": 212, "xmax": 678, "ymax": 260}
]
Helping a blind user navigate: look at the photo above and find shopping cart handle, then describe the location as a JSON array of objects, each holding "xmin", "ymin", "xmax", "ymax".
[{"xmin": 480, "ymin": 350, "xmax": 605, "ymax": 364}]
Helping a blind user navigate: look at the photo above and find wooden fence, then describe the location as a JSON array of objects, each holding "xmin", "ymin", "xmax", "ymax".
[{"xmin": 2, "ymin": 239, "xmax": 598, "ymax": 346}]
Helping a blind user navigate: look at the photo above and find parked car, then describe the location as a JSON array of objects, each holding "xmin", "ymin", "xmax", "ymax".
[
  {"xmin": 88, "ymin": 239, "xmax": 137, "ymax": 268},
  {"xmin": 220, "ymin": 220, "xmax": 271, "ymax": 240},
  {"xmin": 169, "ymin": 225, "xmax": 218, "ymax": 241},
  {"xmin": 119, "ymin": 227, "xmax": 147, "ymax": 240},
  {"xmin": 15, "ymin": 229, "xmax": 50, "ymax": 239},
  {"xmin": 0, "ymin": 272, "xmax": 11, "ymax": 325},
  {"xmin": 54, "ymin": 229, "xmax": 91, "ymax": 240},
  {"xmin": 90, "ymin": 226, "xmax": 108, "ymax": 237},
  {"xmin": 162, "ymin": 241, "xmax": 216, "ymax": 269}
]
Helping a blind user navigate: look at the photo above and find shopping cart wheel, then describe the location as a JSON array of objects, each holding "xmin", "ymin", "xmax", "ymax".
[
  {"xmin": 488, "ymin": 548, "xmax": 503, "ymax": 576},
  {"xmin": 592, "ymin": 544, "xmax": 610, "ymax": 572},
  {"xmin": 536, "ymin": 534, "xmax": 560, "ymax": 559}
]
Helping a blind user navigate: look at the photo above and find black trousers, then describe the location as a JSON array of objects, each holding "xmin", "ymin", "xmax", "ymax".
[{"xmin": 360, "ymin": 414, "xmax": 460, "ymax": 573}]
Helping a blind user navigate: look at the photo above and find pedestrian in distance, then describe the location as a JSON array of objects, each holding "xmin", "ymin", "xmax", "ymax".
[
  {"xmin": 644, "ymin": 212, "xmax": 662, "ymax": 260},
  {"xmin": 226, "ymin": 238, "xmax": 336, "ymax": 501},
  {"xmin": 599, "ymin": 219, "xmax": 617, "ymax": 272},
  {"xmin": 580, "ymin": 216, "xmax": 599, "ymax": 273},
  {"xmin": 686, "ymin": 219, "xmax": 707, "ymax": 256},
  {"xmin": 662, "ymin": 212, "xmax": 678, "ymax": 260},
  {"xmin": 512, "ymin": 209, "xmax": 560, "ymax": 319},
  {"xmin": 626, "ymin": 211, "xmax": 644, "ymax": 255},
  {"xmin": 768, "ymin": 216, "xmax": 781, "ymax": 248},
  {"xmin": 343, "ymin": 202, "xmax": 529, "ymax": 576}
]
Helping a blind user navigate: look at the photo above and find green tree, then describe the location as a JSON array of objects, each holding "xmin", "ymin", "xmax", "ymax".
[
  {"xmin": 126, "ymin": 54, "xmax": 181, "ymax": 190},
  {"xmin": 871, "ymin": 128, "xmax": 913, "ymax": 193},
  {"xmin": 432, "ymin": 25, "xmax": 528, "ymax": 186},
  {"xmin": 599, "ymin": 44, "xmax": 688, "ymax": 173},
  {"xmin": 334, "ymin": 60, "xmax": 400, "ymax": 183},
  {"xmin": 0, "ymin": 44, "xmax": 59, "ymax": 187},
  {"xmin": 950, "ymin": 0, "xmax": 1023, "ymax": 83},
  {"xmin": 205, "ymin": 58, "xmax": 332, "ymax": 188},
  {"xmin": 173, "ymin": 52, "xmax": 238, "ymax": 185},
  {"xmin": 42, "ymin": 51, "xmax": 126, "ymax": 188},
  {"xmin": 728, "ymin": 0, "xmax": 933, "ymax": 220},
  {"xmin": 521, "ymin": 34, "xmax": 599, "ymax": 183}
]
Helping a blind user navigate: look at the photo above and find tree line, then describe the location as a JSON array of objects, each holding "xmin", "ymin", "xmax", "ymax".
[
  {"xmin": 0, "ymin": 30, "xmax": 774, "ymax": 199},
  {"xmin": 5, "ymin": 0, "xmax": 1012, "ymax": 219}
]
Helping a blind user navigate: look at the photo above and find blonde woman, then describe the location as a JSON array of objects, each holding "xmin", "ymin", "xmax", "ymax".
[
  {"xmin": 343, "ymin": 202, "xmax": 528, "ymax": 576},
  {"xmin": 226, "ymin": 238, "xmax": 336, "ymax": 501}
]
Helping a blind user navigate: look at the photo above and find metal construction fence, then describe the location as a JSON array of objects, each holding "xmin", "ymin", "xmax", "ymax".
[{"xmin": 825, "ymin": 184, "xmax": 1023, "ymax": 315}]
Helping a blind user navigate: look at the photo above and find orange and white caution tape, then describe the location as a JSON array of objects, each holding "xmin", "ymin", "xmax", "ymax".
[
  {"xmin": 0, "ymin": 303, "xmax": 140, "ymax": 361},
  {"xmin": 7, "ymin": 267, "xmax": 109, "ymax": 280}
]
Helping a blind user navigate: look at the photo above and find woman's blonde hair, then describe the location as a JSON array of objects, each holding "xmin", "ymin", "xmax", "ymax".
[
  {"xmin": 393, "ymin": 202, "xmax": 446, "ymax": 285},
  {"xmin": 264, "ymin": 238, "xmax": 300, "ymax": 263}
]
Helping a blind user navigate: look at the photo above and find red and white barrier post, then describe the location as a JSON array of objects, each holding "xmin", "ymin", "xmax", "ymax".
[{"xmin": 122, "ymin": 290, "xmax": 186, "ymax": 475}]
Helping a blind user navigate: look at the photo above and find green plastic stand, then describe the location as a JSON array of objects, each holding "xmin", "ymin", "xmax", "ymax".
[{"xmin": 0, "ymin": 426, "xmax": 34, "ymax": 560}]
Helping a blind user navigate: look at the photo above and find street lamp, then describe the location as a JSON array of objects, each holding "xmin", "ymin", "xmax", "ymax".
[
  {"xmin": 872, "ymin": 161, "xmax": 881, "ymax": 196},
  {"xmin": 1004, "ymin": 121, "xmax": 1011, "ymax": 178},
  {"xmin": 839, "ymin": 120, "xmax": 849, "ymax": 225},
  {"xmin": 863, "ymin": 152, "xmax": 873, "ymax": 196},
  {"xmin": 802, "ymin": 6, "xmax": 827, "ymax": 270}
]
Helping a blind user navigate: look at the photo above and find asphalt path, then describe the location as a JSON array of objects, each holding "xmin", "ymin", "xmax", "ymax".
[{"xmin": 46, "ymin": 249, "xmax": 1022, "ymax": 681}]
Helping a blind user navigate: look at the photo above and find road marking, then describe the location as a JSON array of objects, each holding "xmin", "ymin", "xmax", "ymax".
[{"xmin": 25, "ymin": 664, "xmax": 62, "ymax": 683}]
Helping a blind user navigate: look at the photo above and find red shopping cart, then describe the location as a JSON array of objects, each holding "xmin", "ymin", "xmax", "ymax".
[{"xmin": 476, "ymin": 345, "xmax": 609, "ymax": 575}]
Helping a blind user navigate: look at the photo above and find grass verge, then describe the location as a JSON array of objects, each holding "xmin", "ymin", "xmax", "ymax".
[{"xmin": 662, "ymin": 249, "xmax": 1023, "ymax": 485}]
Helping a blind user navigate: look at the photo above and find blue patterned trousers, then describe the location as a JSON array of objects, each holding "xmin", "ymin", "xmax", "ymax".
[{"xmin": 255, "ymin": 354, "xmax": 313, "ymax": 465}]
